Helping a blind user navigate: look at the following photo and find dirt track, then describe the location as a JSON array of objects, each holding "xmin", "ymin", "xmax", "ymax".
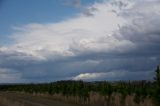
[{"xmin": 0, "ymin": 92, "xmax": 79, "ymax": 106}]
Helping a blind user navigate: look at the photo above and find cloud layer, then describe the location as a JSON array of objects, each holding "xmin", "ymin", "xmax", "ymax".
[{"xmin": 0, "ymin": 0, "xmax": 160, "ymax": 82}]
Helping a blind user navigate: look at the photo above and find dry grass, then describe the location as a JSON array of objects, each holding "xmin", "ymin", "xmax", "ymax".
[
  {"xmin": 0, "ymin": 96, "xmax": 26, "ymax": 106},
  {"xmin": 0, "ymin": 91, "xmax": 155, "ymax": 106},
  {"xmin": 35, "ymin": 92, "xmax": 155, "ymax": 106}
]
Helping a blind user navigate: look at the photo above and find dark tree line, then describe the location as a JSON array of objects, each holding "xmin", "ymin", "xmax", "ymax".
[{"xmin": 0, "ymin": 65, "xmax": 160, "ymax": 105}]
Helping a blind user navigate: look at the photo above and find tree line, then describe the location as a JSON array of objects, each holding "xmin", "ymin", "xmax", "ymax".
[{"xmin": 0, "ymin": 65, "xmax": 160, "ymax": 105}]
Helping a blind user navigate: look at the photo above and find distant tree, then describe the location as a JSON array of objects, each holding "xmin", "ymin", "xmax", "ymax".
[
  {"xmin": 155, "ymin": 65, "xmax": 160, "ymax": 84},
  {"xmin": 154, "ymin": 65, "xmax": 160, "ymax": 105}
]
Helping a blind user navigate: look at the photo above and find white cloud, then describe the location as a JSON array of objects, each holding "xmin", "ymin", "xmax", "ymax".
[
  {"xmin": 72, "ymin": 70, "xmax": 153, "ymax": 81},
  {"xmin": 73, "ymin": 72, "xmax": 106, "ymax": 80},
  {"xmin": 7, "ymin": 0, "xmax": 134, "ymax": 60},
  {"xmin": 72, "ymin": 71, "xmax": 127, "ymax": 80},
  {"xmin": 9, "ymin": 0, "xmax": 159, "ymax": 61}
]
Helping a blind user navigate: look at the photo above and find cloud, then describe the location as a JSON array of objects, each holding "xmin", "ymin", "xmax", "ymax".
[
  {"xmin": 0, "ymin": 68, "xmax": 23, "ymax": 83},
  {"xmin": 73, "ymin": 72, "xmax": 107, "ymax": 80},
  {"xmin": 62, "ymin": 0, "xmax": 81, "ymax": 8},
  {"xmin": 10, "ymin": 0, "xmax": 127, "ymax": 59},
  {"xmin": 0, "ymin": 0, "xmax": 160, "ymax": 82},
  {"xmin": 72, "ymin": 70, "xmax": 153, "ymax": 81}
]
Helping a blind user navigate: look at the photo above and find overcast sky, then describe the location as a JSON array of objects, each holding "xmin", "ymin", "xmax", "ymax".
[{"xmin": 0, "ymin": 0, "xmax": 160, "ymax": 83}]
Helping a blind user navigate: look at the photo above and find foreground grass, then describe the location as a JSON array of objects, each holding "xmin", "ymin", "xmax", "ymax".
[
  {"xmin": 0, "ymin": 91, "xmax": 155, "ymax": 106},
  {"xmin": 0, "ymin": 91, "xmax": 79, "ymax": 106}
]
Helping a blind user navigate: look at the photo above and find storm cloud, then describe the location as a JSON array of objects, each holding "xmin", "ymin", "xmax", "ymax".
[{"xmin": 0, "ymin": 0, "xmax": 160, "ymax": 82}]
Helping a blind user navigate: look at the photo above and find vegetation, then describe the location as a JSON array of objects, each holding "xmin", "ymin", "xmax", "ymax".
[
  {"xmin": 0, "ymin": 65, "xmax": 160, "ymax": 106},
  {"xmin": 154, "ymin": 65, "xmax": 160, "ymax": 105}
]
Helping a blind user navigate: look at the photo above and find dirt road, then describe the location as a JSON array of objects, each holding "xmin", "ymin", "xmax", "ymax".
[{"xmin": 0, "ymin": 92, "xmax": 79, "ymax": 106}]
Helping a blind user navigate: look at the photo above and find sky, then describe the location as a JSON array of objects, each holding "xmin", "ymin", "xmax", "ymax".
[{"xmin": 0, "ymin": 0, "xmax": 160, "ymax": 83}]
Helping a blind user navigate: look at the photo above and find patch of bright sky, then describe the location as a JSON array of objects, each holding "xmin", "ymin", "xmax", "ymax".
[{"xmin": 0, "ymin": 0, "xmax": 100, "ymax": 45}]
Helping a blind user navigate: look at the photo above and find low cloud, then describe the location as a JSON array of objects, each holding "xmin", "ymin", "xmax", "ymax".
[
  {"xmin": 73, "ymin": 72, "xmax": 108, "ymax": 80},
  {"xmin": 72, "ymin": 70, "xmax": 153, "ymax": 81},
  {"xmin": 0, "ymin": 68, "xmax": 22, "ymax": 83}
]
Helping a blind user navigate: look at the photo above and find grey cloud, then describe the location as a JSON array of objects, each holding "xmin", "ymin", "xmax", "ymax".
[
  {"xmin": 0, "ymin": 49, "xmax": 159, "ymax": 82},
  {"xmin": 62, "ymin": 0, "xmax": 81, "ymax": 8},
  {"xmin": 0, "ymin": 68, "xmax": 23, "ymax": 83},
  {"xmin": 83, "ymin": 7, "xmax": 98, "ymax": 17},
  {"xmin": 113, "ymin": 2, "xmax": 160, "ymax": 58},
  {"xmin": 62, "ymin": 0, "xmax": 98, "ymax": 16}
]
